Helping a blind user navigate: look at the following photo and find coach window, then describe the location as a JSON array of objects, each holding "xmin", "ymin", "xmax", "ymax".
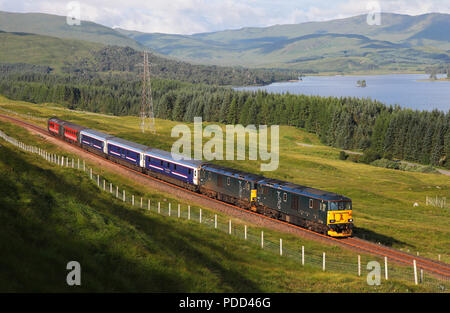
[
  {"xmin": 283, "ymin": 192, "xmax": 287, "ymax": 202},
  {"xmin": 309, "ymin": 199, "xmax": 314, "ymax": 209},
  {"xmin": 174, "ymin": 164, "xmax": 177, "ymax": 170},
  {"xmin": 160, "ymin": 160, "xmax": 163, "ymax": 166},
  {"xmin": 188, "ymin": 169, "xmax": 192, "ymax": 175},
  {"xmin": 227, "ymin": 177, "xmax": 231, "ymax": 186}
]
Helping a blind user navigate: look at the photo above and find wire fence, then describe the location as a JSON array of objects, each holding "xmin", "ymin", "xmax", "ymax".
[{"xmin": 1, "ymin": 129, "xmax": 449, "ymax": 292}]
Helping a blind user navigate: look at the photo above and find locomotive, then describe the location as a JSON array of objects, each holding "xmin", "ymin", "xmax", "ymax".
[{"xmin": 47, "ymin": 117, "xmax": 353, "ymax": 237}]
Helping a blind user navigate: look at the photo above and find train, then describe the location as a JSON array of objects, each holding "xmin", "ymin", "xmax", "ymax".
[{"xmin": 47, "ymin": 117, "xmax": 353, "ymax": 237}]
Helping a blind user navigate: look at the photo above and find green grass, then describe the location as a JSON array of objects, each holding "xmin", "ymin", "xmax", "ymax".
[
  {"xmin": 0, "ymin": 95, "xmax": 449, "ymax": 264},
  {"xmin": 3, "ymin": 121, "xmax": 442, "ymax": 292},
  {"xmin": 0, "ymin": 32, "xmax": 103, "ymax": 72}
]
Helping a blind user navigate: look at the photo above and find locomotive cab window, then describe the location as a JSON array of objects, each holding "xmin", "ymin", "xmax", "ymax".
[{"xmin": 188, "ymin": 168, "xmax": 192, "ymax": 175}]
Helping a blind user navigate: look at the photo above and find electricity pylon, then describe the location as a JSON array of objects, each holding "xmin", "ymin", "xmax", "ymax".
[{"xmin": 140, "ymin": 51, "xmax": 156, "ymax": 133}]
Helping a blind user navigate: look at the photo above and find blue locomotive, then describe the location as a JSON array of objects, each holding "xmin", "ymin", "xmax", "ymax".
[{"xmin": 48, "ymin": 118, "xmax": 353, "ymax": 237}]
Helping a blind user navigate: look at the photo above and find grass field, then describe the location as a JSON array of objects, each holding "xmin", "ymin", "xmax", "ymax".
[
  {"xmin": 0, "ymin": 95, "xmax": 448, "ymax": 262},
  {"xmin": 5, "ymin": 120, "xmax": 445, "ymax": 292},
  {"xmin": 5, "ymin": 115, "xmax": 450, "ymax": 292}
]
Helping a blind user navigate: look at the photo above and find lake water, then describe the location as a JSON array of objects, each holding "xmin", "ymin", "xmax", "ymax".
[{"xmin": 236, "ymin": 74, "xmax": 450, "ymax": 112}]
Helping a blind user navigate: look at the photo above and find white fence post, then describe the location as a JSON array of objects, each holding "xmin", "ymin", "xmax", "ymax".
[
  {"xmin": 158, "ymin": 202, "xmax": 160, "ymax": 214},
  {"xmin": 199, "ymin": 209, "xmax": 202, "ymax": 223},
  {"xmin": 123, "ymin": 190, "xmax": 126, "ymax": 202},
  {"xmin": 141, "ymin": 197, "xmax": 143, "ymax": 209},
  {"xmin": 116, "ymin": 186, "xmax": 118, "ymax": 198},
  {"xmin": 110, "ymin": 183, "xmax": 112, "ymax": 193},
  {"xmin": 178, "ymin": 204, "xmax": 180, "ymax": 218},
  {"xmin": 358, "ymin": 255, "xmax": 361, "ymax": 276},
  {"xmin": 97, "ymin": 174, "xmax": 100, "ymax": 187},
  {"xmin": 148, "ymin": 199, "xmax": 151, "ymax": 210},
  {"xmin": 214, "ymin": 214, "xmax": 217, "ymax": 229},
  {"xmin": 323, "ymin": 252, "xmax": 326, "ymax": 271},
  {"xmin": 132, "ymin": 195, "xmax": 135, "ymax": 206},
  {"xmin": 168, "ymin": 203, "xmax": 171, "ymax": 216},
  {"xmin": 244, "ymin": 225, "xmax": 247, "ymax": 240},
  {"xmin": 103, "ymin": 180, "xmax": 105, "ymax": 191},
  {"xmin": 280, "ymin": 239, "xmax": 283, "ymax": 256},
  {"xmin": 384, "ymin": 257, "xmax": 388, "ymax": 280},
  {"xmin": 413, "ymin": 260, "xmax": 418, "ymax": 285},
  {"xmin": 261, "ymin": 231, "xmax": 264, "ymax": 249},
  {"xmin": 228, "ymin": 220, "xmax": 231, "ymax": 234},
  {"xmin": 188, "ymin": 205, "xmax": 191, "ymax": 220}
]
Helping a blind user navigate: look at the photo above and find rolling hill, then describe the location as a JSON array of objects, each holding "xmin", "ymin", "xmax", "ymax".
[
  {"xmin": 0, "ymin": 11, "xmax": 144, "ymax": 51},
  {"xmin": 116, "ymin": 13, "xmax": 450, "ymax": 72}
]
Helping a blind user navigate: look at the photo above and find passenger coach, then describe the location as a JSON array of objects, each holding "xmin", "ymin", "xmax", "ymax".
[{"xmin": 143, "ymin": 148, "xmax": 203, "ymax": 191}]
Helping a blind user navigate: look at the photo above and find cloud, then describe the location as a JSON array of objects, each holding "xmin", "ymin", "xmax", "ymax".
[{"xmin": 0, "ymin": 0, "xmax": 449, "ymax": 34}]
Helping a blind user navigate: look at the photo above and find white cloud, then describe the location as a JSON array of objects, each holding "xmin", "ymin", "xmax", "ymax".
[{"xmin": 0, "ymin": 0, "xmax": 449, "ymax": 34}]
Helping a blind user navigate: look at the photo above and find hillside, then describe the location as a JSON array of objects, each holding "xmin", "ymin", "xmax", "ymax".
[
  {"xmin": 1, "ymin": 96, "xmax": 449, "ymax": 264},
  {"xmin": 2, "ymin": 117, "xmax": 437, "ymax": 292},
  {"xmin": 116, "ymin": 13, "xmax": 450, "ymax": 72},
  {"xmin": 0, "ymin": 11, "xmax": 144, "ymax": 51},
  {"xmin": 0, "ymin": 31, "xmax": 299, "ymax": 85}
]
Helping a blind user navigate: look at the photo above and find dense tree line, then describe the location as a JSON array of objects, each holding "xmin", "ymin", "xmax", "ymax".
[
  {"xmin": 61, "ymin": 46, "xmax": 301, "ymax": 86},
  {"xmin": 0, "ymin": 71, "xmax": 448, "ymax": 168}
]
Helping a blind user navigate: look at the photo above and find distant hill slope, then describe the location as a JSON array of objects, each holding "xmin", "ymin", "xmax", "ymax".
[
  {"xmin": 0, "ymin": 11, "xmax": 144, "ymax": 51},
  {"xmin": 116, "ymin": 13, "xmax": 450, "ymax": 72},
  {"xmin": 0, "ymin": 31, "xmax": 299, "ymax": 85}
]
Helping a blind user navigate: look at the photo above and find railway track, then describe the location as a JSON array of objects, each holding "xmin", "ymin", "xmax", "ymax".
[{"xmin": 1, "ymin": 113, "xmax": 449, "ymax": 280}]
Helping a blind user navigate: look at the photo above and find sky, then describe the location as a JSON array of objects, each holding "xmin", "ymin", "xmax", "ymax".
[{"xmin": 0, "ymin": 0, "xmax": 448, "ymax": 34}]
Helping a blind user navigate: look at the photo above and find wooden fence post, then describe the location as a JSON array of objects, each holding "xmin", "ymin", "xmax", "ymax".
[
  {"xmin": 188, "ymin": 205, "xmax": 191, "ymax": 220},
  {"xmin": 123, "ymin": 190, "xmax": 125, "ymax": 202}
]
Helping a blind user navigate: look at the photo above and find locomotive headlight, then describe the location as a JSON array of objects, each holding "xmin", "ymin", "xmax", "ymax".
[
  {"xmin": 329, "ymin": 219, "xmax": 335, "ymax": 223},
  {"xmin": 348, "ymin": 218, "xmax": 353, "ymax": 222}
]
